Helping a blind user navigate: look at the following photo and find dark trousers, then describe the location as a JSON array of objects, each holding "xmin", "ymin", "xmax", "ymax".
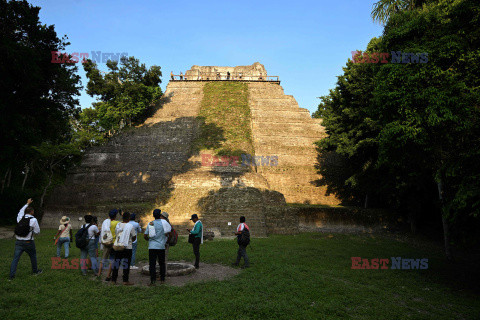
[
  {"xmin": 111, "ymin": 249, "xmax": 132, "ymax": 283},
  {"xmin": 236, "ymin": 245, "xmax": 250, "ymax": 266},
  {"xmin": 10, "ymin": 240, "xmax": 38, "ymax": 278},
  {"xmin": 192, "ymin": 237, "xmax": 201, "ymax": 268},
  {"xmin": 149, "ymin": 249, "xmax": 166, "ymax": 282}
]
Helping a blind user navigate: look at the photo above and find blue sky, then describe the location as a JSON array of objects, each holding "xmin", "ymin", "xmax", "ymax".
[{"xmin": 31, "ymin": 0, "xmax": 383, "ymax": 114}]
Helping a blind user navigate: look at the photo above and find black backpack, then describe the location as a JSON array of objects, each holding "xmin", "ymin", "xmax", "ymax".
[
  {"xmin": 75, "ymin": 224, "xmax": 92, "ymax": 249},
  {"xmin": 14, "ymin": 214, "xmax": 33, "ymax": 238},
  {"xmin": 237, "ymin": 228, "xmax": 250, "ymax": 246}
]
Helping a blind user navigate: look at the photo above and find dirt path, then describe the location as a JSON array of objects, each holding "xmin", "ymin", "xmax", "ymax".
[
  {"xmin": 0, "ymin": 227, "xmax": 14, "ymax": 239},
  {"xmin": 95, "ymin": 260, "xmax": 240, "ymax": 287}
]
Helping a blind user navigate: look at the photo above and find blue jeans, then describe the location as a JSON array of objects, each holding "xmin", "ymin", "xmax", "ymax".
[
  {"xmin": 10, "ymin": 240, "xmax": 38, "ymax": 278},
  {"xmin": 80, "ymin": 241, "xmax": 98, "ymax": 275},
  {"xmin": 56, "ymin": 237, "xmax": 70, "ymax": 258},
  {"xmin": 131, "ymin": 242, "xmax": 137, "ymax": 266}
]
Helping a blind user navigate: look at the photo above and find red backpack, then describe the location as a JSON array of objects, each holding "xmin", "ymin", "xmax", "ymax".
[{"xmin": 167, "ymin": 224, "xmax": 178, "ymax": 246}]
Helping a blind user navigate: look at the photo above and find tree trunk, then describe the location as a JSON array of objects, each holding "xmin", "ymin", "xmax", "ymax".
[
  {"xmin": 40, "ymin": 166, "xmax": 54, "ymax": 208},
  {"xmin": 1, "ymin": 168, "xmax": 9, "ymax": 194},
  {"xmin": 409, "ymin": 211, "xmax": 417, "ymax": 234},
  {"xmin": 437, "ymin": 178, "xmax": 453, "ymax": 260},
  {"xmin": 21, "ymin": 163, "xmax": 30, "ymax": 190},
  {"xmin": 364, "ymin": 194, "xmax": 369, "ymax": 209},
  {"xmin": 6, "ymin": 168, "xmax": 11, "ymax": 188}
]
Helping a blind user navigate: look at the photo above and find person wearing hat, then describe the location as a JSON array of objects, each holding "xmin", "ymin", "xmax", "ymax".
[
  {"xmin": 159, "ymin": 211, "xmax": 172, "ymax": 274},
  {"xmin": 128, "ymin": 213, "xmax": 142, "ymax": 270},
  {"xmin": 187, "ymin": 214, "xmax": 203, "ymax": 269},
  {"xmin": 55, "ymin": 216, "xmax": 73, "ymax": 258},
  {"xmin": 144, "ymin": 209, "xmax": 171, "ymax": 286}
]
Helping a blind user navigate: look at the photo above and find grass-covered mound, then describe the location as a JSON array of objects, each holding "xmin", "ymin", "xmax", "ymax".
[
  {"xmin": 1, "ymin": 231, "xmax": 479, "ymax": 319},
  {"xmin": 195, "ymin": 82, "xmax": 254, "ymax": 156}
]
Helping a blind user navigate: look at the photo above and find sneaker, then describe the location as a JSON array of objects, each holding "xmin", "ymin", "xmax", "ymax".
[
  {"xmin": 105, "ymin": 277, "xmax": 111, "ymax": 282},
  {"xmin": 232, "ymin": 263, "xmax": 239, "ymax": 267},
  {"xmin": 123, "ymin": 282, "xmax": 134, "ymax": 286},
  {"xmin": 241, "ymin": 265, "xmax": 250, "ymax": 269},
  {"xmin": 33, "ymin": 269, "xmax": 43, "ymax": 276},
  {"xmin": 148, "ymin": 281, "xmax": 156, "ymax": 287},
  {"xmin": 130, "ymin": 266, "xmax": 139, "ymax": 270},
  {"xmin": 8, "ymin": 277, "xmax": 14, "ymax": 281}
]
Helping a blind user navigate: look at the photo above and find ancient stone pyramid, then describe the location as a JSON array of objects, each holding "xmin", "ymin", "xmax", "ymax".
[{"xmin": 43, "ymin": 63, "xmax": 338, "ymax": 236}]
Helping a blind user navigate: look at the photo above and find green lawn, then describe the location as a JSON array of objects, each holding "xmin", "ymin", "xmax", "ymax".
[{"xmin": 1, "ymin": 231, "xmax": 479, "ymax": 319}]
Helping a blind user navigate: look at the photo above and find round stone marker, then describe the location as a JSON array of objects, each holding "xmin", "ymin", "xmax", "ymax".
[{"xmin": 141, "ymin": 262, "xmax": 196, "ymax": 277}]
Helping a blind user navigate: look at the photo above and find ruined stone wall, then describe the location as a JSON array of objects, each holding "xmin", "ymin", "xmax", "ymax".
[
  {"xmin": 185, "ymin": 62, "xmax": 267, "ymax": 80},
  {"xmin": 294, "ymin": 206, "xmax": 400, "ymax": 234}
]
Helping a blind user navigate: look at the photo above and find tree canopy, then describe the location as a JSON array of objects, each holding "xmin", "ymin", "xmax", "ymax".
[
  {"xmin": 0, "ymin": 1, "xmax": 163, "ymax": 222},
  {"xmin": 82, "ymin": 56, "xmax": 162, "ymax": 133},
  {"xmin": 315, "ymin": 0, "xmax": 480, "ymax": 256}
]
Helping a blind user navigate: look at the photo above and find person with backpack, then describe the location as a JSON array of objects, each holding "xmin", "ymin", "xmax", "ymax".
[
  {"xmin": 159, "ymin": 211, "xmax": 176, "ymax": 274},
  {"xmin": 111, "ymin": 212, "xmax": 136, "ymax": 285},
  {"xmin": 9, "ymin": 198, "xmax": 42, "ymax": 280},
  {"xmin": 54, "ymin": 216, "xmax": 72, "ymax": 258},
  {"xmin": 128, "ymin": 213, "xmax": 142, "ymax": 270},
  {"xmin": 144, "ymin": 209, "xmax": 171, "ymax": 286},
  {"xmin": 78, "ymin": 215, "xmax": 100, "ymax": 276},
  {"xmin": 233, "ymin": 216, "xmax": 250, "ymax": 268},
  {"xmin": 187, "ymin": 214, "xmax": 203, "ymax": 269},
  {"xmin": 98, "ymin": 209, "xmax": 120, "ymax": 280}
]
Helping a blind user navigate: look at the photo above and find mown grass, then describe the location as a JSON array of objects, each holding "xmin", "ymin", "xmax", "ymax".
[
  {"xmin": 195, "ymin": 82, "xmax": 254, "ymax": 156},
  {"xmin": 0, "ymin": 231, "xmax": 479, "ymax": 319}
]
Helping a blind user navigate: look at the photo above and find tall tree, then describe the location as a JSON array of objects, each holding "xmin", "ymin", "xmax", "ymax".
[
  {"xmin": 0, "ymin": 0, "xmax": 81, "ymax": 220},
  {"xmin": 83, "ymin": 56, "xmax": 162, "ymax": 133},
  {"xmin": 316, "ymin": 0, "xmax": 480, "ymax": 258}
]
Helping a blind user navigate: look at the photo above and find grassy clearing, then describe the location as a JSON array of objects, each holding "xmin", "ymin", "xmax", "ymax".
[
  {"xmin": 0, "ymin": 231, "xmax": 479, "ymax": 319},
  {"xmin": 195, "ymin": 82, "xmax": 254, "ymax": 156}
]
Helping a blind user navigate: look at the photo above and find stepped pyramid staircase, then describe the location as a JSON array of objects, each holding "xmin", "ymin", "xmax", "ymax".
[{"xmin": 44, "ymin": 73, "xmax": 338, "ymax": 236}]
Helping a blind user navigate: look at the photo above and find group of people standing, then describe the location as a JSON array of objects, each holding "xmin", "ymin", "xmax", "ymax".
[
  {"xmin": 9, "ymin": 198, "xmax": 251, "ymax": 285},
  {"xmin": 66, "ymin": 208, "xmax": 175, "ymax": 286},
  {"xmin": 170, "ymin": 70, "xmax": 263, "ymax": 81}
]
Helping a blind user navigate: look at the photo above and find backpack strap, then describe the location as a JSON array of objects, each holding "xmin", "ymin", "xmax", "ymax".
[{"xmin": 25, "ymin": 216, "xmax": 34, "ymax": 240}]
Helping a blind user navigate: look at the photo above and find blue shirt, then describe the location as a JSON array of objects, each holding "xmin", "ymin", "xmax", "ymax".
[
  {"xmin": 128, "ymin": 220, "xmax": 142, "ymax": 244},
  {"xmin": 145, "ymin": 219, "xmax": 167, "ymax": 249}
]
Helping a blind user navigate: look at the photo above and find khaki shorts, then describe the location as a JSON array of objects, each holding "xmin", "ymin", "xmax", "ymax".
[{"xmin": 102, "ymin": 244, "xmax": 113, "ymax": 260}]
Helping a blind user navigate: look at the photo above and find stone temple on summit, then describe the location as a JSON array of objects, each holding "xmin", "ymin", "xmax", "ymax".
[{"xmin": 43, "ymin": 62, "xmax": 339, "ymax": 236}]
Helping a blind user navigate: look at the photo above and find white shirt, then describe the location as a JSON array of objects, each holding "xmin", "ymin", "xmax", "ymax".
[
  {"xmin": 161, "ymin": 219, "xmax": 172, "ymax": 235},
  {"xmin": 128, "ymin": 220, "xmax": 142, "ymax": 244},
  {"xmin": 81, "ymin": 223, "xmax": 99, "ymax": 240},
  {"xmin": 115, "ymin": 222, "xmax": 136, "ymax": 249},
  {"xmin": 100, "ymin": 219, "xmax": 111, "ymax": 241},
  {"xmin": 161, "ymin": 219, "xmax": 172, "ymax": 245},
  {"xmin": 16, "ymin": 204, "xmax": 40, "ymax": 240},
  {"xmin": 237, "ymin": 223, "xmax": 249, "ymax": 232}
]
